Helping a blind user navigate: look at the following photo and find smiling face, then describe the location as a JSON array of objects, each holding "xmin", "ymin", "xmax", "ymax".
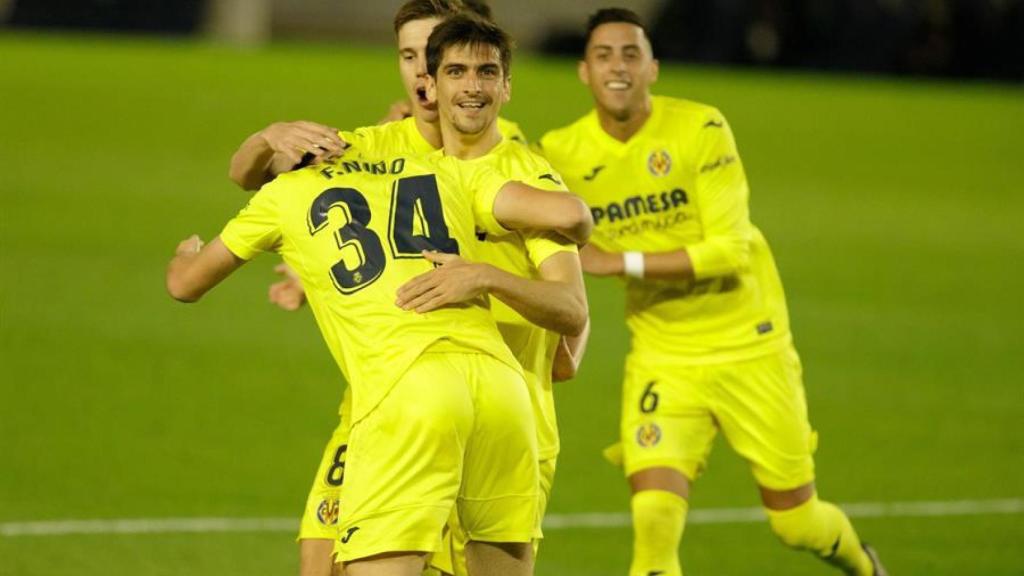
[
  {"xmin": 579, "ymin": 21, "xmax": 659, "ymax": 121},
  {"xmin": 397, "ymin": 17, "xmax": 444, "ymax": 123},
  {"xmin": 428, "ymin": 42, "xmax": 510, "ymax": 136}
]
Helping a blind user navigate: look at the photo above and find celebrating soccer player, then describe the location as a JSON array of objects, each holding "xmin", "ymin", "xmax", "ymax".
[
  {"xmin": 224, "ymin": 4, "xmax": 589, "ymax": 575},
  {"xmin": 538, "ymin": 8, "xmax": 886, "ymax": 576}
]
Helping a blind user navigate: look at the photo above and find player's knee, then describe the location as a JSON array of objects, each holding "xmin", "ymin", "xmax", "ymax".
[{"xmin": 631, "ymin": 489, "xmax": 687, "ymax": 537}]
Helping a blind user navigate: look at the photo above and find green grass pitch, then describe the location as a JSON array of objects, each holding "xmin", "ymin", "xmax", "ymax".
[{"xmin": 1, "ymin": 33, "xmax": 1022, "ymax": 575}]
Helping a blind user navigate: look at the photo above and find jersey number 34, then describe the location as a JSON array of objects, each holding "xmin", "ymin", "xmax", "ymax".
[{"xmin": 308, "ymin": 174, "xmax": 460, "ymax": 294}]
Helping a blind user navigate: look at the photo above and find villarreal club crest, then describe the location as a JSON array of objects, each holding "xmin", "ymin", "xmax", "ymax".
[
  {"xmin": 647, "ymin": 149, "xmax": 672, "ymax": 177},
  {"xmin": 317, "ymin": 498, "xmax": 340, "ymax": 526},
  {"xmin": 636, "ymin": 422, "xmax": 663, "ymax": 448}
]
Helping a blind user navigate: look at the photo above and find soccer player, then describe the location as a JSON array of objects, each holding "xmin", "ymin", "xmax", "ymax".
[
  {"xmin": 167, "ymin": 129, "xmax": 592, "ymax": 576},
  {"xmin": 393, "ymin": 15, "xmax": 591, "ymax": 576},
  {"xmin": 538, "ymin": 8, "xmax": 887, "ymax": 576},
  {"xmin": 227, "ymin": 6, "xmax": 588, "ymax": 575}
]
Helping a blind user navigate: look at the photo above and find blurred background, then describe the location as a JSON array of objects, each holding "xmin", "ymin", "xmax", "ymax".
[
  {"xmin": 1, "ymin": 1, "xmax": 1022, "ymax": 576},
  {"xmin": 3, "ymin": 0, "xmax": 1022, "ymax": 80}
]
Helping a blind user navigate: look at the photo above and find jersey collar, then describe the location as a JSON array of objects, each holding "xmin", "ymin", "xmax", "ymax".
[{"xmin": 587, "ymin": 95, "xmax": 664, "ymax": 155}]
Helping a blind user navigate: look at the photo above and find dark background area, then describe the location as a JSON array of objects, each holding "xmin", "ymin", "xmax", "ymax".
[
  {"xmin": 7, "ymin": 0, "xmax": 206, "ymax": 35},
  {"xmin": 6, "ymin": 0, "xmax": 1023, "ymax": 80}
]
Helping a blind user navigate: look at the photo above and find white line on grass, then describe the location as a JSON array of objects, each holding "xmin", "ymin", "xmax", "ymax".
[{"xmin": 2, "ymin": 498, "xmax": 1021, "ymax": 537}]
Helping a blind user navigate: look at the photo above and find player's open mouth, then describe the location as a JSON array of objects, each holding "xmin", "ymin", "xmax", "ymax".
[
  {"xmin": 605, "ymin": 80, "xmax": 631, "ymax": 91},
  {"xmin": 416, "ymin": 87, "xmax": 437, "ymax": 111},
  {"xmin": 457, "ymin": 101, "xmax": 487, "ymax": 109}
]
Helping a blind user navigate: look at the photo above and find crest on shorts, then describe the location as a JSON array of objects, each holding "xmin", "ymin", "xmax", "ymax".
[
  {"xmin": 647, "ymin": 149, "xmax": 672, "ymax": 177},
  {"xmin": 636, "ymin": 423, "xmax": 662, "ymax": 447},
  {"xmin": 316, "ymin": 498, "xmax": 339, "ymax": 526}
]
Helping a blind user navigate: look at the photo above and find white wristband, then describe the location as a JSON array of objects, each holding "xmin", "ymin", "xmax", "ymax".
[{"xmin": 623, "ymin": 251, "xmax": 645, "ymax": 279}]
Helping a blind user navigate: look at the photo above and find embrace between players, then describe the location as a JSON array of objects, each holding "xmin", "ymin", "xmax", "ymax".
[{"xmin": 166, "ymin": 2, "xmax": 886, "ymax": 576}]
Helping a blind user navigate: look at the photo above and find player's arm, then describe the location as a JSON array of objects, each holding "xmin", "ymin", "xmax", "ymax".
[
  {"xmin": 484, "ymin": 250, "xmax": 588, "ymax": 336},
  {"xmin": 228, "ymin": 121, "xmax": 346, "ymax": 191},
  {"xmin": 580, "ymin": 244, "xmax": 695, "ymax": 281},
  {"xmin": 491, "ymin": 182, "xmax": 594, "ymax": 245},
  {"xmin": 396, "ymin": 249, "xmax": 588, "ymax": 336},
  {"xmin": 166, "ymin": 236, "xmax": 246, "ymax": 303},
  {"xmin": 551, "ymin": 319, "xmax": 591, "ymax": 382},
  {"xmin": 169, "ymin": 180, "xmax": 283, "ymax": 302},
  {"xmin": 582, "ymin": 114, "xmax": 752, "ymax": 281}
]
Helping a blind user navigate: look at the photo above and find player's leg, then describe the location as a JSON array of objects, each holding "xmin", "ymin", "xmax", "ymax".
[
  {"xmin": 298, "ymin": 391, "xmax": 352, "ymax": 576},
  {"xmin": 459, "ymin": 354, "xmax": 539, "ymax": 576},
  {"xmin": 345, "ymin": 553, "xmax": 426, "ymax": 576},
  {"xmin": 334, "ymin": 353, "xmax": 475, "ymax": 575},
  {"xmin": 465, "ymin": 541, "xmax": 532, "ymax": 576},
  {"xmin": 619, "ymin": 359, "xmax": 717, "ymax": 576},
  {"xmin": 713, "ymin": 347, "xmax": 882, "ymax": 575},
  {"xmin": 300, "ymin": 541, "xmax": 340, "ymax": 576},
  {"xmin": 444, "ymin": 458, "xmax": 556, "ymax": 575},
  {"xmin": 627, "ymin": 468, "xmax": 689, "ymax": 576},
  {"xmin": 761, "ymin": 483, "xmax": 880, "ymax": 575}
]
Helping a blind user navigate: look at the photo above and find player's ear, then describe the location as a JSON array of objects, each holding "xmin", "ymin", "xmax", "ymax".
[
  {"xmin": 650, "ymin": 58, "xmax": 660, "ymax": 84},
  {"xmin": 425, "ymin": 74, "xmax": 437, "ymax": 103},
  {"xmin": 577, "ymin": 59, "xmax": 590, "ymax": 86},
  {"xmin": 502, "ymin": 74, "xmax": 511, "ymax": 104}
]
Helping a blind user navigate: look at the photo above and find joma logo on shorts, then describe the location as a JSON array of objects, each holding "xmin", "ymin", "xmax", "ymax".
[{"xmin": 341, "ymin": 526, "xmax": 360, "ymax": 543}]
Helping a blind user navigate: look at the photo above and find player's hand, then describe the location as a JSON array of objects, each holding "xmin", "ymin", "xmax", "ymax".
[
  {"xmin": 378, "ymin": 100, "xmax": 413, "ymax": 124},
  {"xmin": 175, "ymin": 234, "xmax": 204, "ymax": 256},
  {"xmin": 580, "ymin": 244, "xmax": 624, "ymax": 277},
  {"xmin": 268, "ymin": 263, "xmax": 307, "ymax": 311},
  {"xmin": 259, "ymin": 121, "xmax": 347, "ymax": 167},
  {"xmin": 395, "ymin": 251, "xmax": 490, "ymax": 313}
]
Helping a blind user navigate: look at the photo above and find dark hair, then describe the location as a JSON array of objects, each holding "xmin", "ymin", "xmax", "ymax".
[
  {"xmin": 393, "ymin": 0, "xmax": 465, "ymax": 34},
  {"xmin": 426, "ymin": 14, "xmax": 513, "ymax": 78},
  {"xmin": 462, "ymin": 0, "xmax": 493, "ymax": 21},
  {"xmin": 584, "ymin": 7, "xmax": 649, "ymax": 48}
]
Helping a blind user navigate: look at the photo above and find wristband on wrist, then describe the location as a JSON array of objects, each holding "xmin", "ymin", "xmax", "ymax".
[{"xmin": 623, "ymin": 251, "xmax": 645, "ymax": 279}]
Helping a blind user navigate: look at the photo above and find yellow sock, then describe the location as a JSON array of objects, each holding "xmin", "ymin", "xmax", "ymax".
[
  {"xmin": 765, "ymin": 495, "xmax": 874, "ymax": 575},
  {"xmin": 629, "ymin": 490, "xmax": 687, "ymax": 576}
]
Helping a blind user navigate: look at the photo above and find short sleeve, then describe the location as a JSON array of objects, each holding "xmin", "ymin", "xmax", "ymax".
[
  {"xmin": 220, "ymin": 181, "xmax": 283, "ymax": 260},
  {"xmin": 522, "ymin": 231, "xmax": 578, "ymax": 268},
  {"xmin": 518, "ymin": 161, "xmax": 575, "ymax": 266},
  {"xmin": 463, "ymin": 162, "xmax": 514, "ymax": 237}
]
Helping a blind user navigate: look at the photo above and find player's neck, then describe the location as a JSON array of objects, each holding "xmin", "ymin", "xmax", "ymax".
[
  {"xmin": 597, "ymin": 96, "xmax": 653, "ymax": 143},
  {"xmin": 441, "ymin": 123, "xmax": 502, "ymax": 160},
  {"xmin": 414, "ymin": 115, "xmax": 444, "ymax": 149}
]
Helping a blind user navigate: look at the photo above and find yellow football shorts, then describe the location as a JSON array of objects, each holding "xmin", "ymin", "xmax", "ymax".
[
  {"xmin": 334, "ymin": 345, "xmax": 539, "ymax": 564},
  {"xmin": 298, "ymin": 389, "xmax": 352, "ymax": 541},
  {"xmin": 620, "ymin": 345, "xmax": 817, "ymax": 490},
  {"xmin": 431, "ymin": 457, "xmax": 557, "ymax": 575}
]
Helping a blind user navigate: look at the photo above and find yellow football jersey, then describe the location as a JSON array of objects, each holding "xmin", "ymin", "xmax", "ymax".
[
  {"xmin": 340, "ymin": 116, "xmax": 527, "ymax": 157},
  {"xmin": 220, "ymin": 152, "xmax": 522, "ymax": 422},
  {"xmin": 461, "ymin": 138, "xmax": 577, "ymax": 460},
  {"xmin": 540, "ymin": 95, "xmax": 791, "ymax": 365}
]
